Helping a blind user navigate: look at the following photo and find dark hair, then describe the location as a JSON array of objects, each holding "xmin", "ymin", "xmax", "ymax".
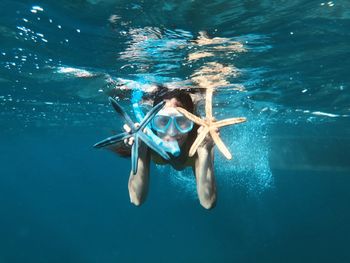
[{"xmin": 153, "ymin": 85, "xmax": 194, "ymax": 113}]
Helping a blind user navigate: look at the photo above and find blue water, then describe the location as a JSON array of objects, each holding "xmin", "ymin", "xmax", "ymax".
[{"xmin": 1, "ymin": 1, "xmax": 350, "ymax": 262}]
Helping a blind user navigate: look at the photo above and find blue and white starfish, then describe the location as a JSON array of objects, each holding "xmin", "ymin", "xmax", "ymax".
[{"xmin": 94, "ymin": 97, "xmax": 170, "ymax": 174}]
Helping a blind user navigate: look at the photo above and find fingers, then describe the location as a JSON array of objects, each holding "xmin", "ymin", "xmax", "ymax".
[
  {"xmin": 214, "ymin": 127, "xmax": 220, "ymax": 136},
  {"xmin": 198, "ymin": 125, "xmax": 220, "ymax": 136},
  {"xmin": 123, "ymin": 122, "xmax": 140, "ymax": 132},
  {"xmin": 123, "ymin": 124, "xmax": 135, "ymax": 146},
  {"xmin": 123, "ymin": 136, "xmax": 134, "ymax": 146},
  {"xmin": 123, "ymin": 124, "xmax": 131, "ymax": 133},
  {"xmin": 123, "ymin": 122, "xmax": 143, "ymax": 147},
  {"xmin": 198, "ymin": 126, "xmax": 203, "ymax": 133},
  {"xmin": 134, "ymin": 123, "xmax": 147, "ymax": 133}
]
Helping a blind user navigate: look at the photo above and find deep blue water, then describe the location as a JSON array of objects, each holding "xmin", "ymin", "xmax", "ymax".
[{"xmin": 1, "ymin": 1, "xmax": 350, "ymax": 262}]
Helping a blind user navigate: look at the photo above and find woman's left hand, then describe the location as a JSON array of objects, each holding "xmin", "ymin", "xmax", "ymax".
[{"xmin": 197, "ymin": 125, "xmax": 219, "ymax": 150}]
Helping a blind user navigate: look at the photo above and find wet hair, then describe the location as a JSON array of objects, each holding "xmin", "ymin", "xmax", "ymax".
[{"xmin": 153, "ymin": 85, "xmax": 194, "ymax": 113}]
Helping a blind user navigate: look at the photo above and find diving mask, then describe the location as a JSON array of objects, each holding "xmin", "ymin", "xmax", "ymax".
[{"xmin": 151, "ymin": 114, "xmax": 194, "ymax": 134}]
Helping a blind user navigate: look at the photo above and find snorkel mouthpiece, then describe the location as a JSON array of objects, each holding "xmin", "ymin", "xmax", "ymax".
[{"xmin": 163, "ymin": 140, "xmax": 181, "ymax": 157}]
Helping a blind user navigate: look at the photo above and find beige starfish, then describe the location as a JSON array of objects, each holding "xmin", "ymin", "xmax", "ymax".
[{"xmin": 176, "ymin": 88, "xmax": 246, "ymax": 160}]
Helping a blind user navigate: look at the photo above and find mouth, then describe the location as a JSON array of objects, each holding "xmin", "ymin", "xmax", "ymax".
[{"xmin": 164, "ymin": 136, "xmax": 182, "ymax": 142}]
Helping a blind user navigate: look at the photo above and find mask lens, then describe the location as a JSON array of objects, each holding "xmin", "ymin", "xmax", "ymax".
[
  {"xmin": 175, "ymin": 116, "xmax": 193, "ymax": 133},
  {"xmin": 152, "ymin": 115, "xmax": 171, "ymax": 132}
]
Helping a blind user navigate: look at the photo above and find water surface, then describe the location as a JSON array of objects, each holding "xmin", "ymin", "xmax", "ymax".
[{"xmin": 1, "ymin": 1, "xmax": 349, "ymax": 262}]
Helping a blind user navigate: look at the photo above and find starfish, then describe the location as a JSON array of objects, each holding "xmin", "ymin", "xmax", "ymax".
[
  {"xmin": 93, "ymin": 97, "xmax": 170, "ymax": 174},
  {"xmin": 176, "ymin": 88, "xmax": 246, "ymax": 160}
]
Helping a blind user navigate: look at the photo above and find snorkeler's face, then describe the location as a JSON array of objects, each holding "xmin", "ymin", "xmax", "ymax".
[{"xmin": 155, "ymin": 98, "xmax": 189, "ymax": 147}]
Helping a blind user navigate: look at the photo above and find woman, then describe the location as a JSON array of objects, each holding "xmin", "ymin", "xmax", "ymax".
[{"xmin": 118, "ymin": 87, "xmax": 217, "ymax": 209}]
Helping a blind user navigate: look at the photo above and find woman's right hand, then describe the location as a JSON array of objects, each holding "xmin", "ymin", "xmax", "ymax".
[
  {"xmin": 123, "ymin": 123, "xmax": 142, "ymax": 146},
  {"xmin": 197, "ymin": 119, "xmax": 220, "ymax": 150},
  {"xmin": 123, "ymin": 124, "xmax": 134, "ymax": 146}
]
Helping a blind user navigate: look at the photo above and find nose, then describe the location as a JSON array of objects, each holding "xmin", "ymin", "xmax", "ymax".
[{"xmin": 167, "ymin": 120, "xmax": 179, "ymax": 137}]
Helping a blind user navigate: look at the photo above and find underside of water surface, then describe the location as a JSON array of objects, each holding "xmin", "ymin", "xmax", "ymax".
[{"xmin": 0, "ymin": 1, "xmax": 349, "ymax": 263}]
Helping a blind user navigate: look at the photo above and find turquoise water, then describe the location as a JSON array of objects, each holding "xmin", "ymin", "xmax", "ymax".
[{"xmin": 1, "ymin": 1, "xmax": 350, "ymax": 262}]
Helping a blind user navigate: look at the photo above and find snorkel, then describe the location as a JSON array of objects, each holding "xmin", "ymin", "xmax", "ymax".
[
  {"xmin": 131, "ymin": 89, "xmax": 181, "ymax": 157},
  {"xmin": 161, "ymin": 140, "xmax": 181, "ymax": 157}
]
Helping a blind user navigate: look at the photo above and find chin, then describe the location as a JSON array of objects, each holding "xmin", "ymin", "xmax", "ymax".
[{"xmin": 176, "ymin": 136, "xmax": 188, "ymax": 147}]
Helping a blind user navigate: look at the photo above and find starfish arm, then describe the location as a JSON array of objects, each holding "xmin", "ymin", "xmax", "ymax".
[
  {"xmin": 131, "ymin": 134, "xmax": 139, "ymax": 174},
  {"xmin": 176, "ymin": 107, "xmax": 205, "ymax": 126},
  {"xmin": 109, "ymin": 97, "xmax": 136, "ymax": 132},
  {"xmin": 189, "ymin": 127, "xmax": 209, "ymax": 157},
  {"xmin": 205, "ymin": 88, "xmax": 213, "ymax": 119},
  {"xmin": 138, "ymin": 132, "xmax": 170, "ymax": 160},
  {"xmin": 139, "ymin": 101, "xmax": 165, "ymax": 131},
  {"xmin": 209, "ymin": 129, "xmax": 232, "ymax": 160},
  {"xmin": 93, "ymin": 132, "xmax": 131, "ymax": 148},
  {"xmin": 213, "ymin": 117, "xmax": 247, "ymax": 128}
]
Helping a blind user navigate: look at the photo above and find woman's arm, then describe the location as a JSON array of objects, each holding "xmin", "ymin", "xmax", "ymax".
[
  {"xmin": 128, "ymin": 141, "xmax": 151, "ymax": 206},
  {"xmin": 128, "ymin": 134, "xmax": 151, "ymax": 206},
  {"xmin": 193, "ymin": 139, "xmax": 217, "ymax": 209}
]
